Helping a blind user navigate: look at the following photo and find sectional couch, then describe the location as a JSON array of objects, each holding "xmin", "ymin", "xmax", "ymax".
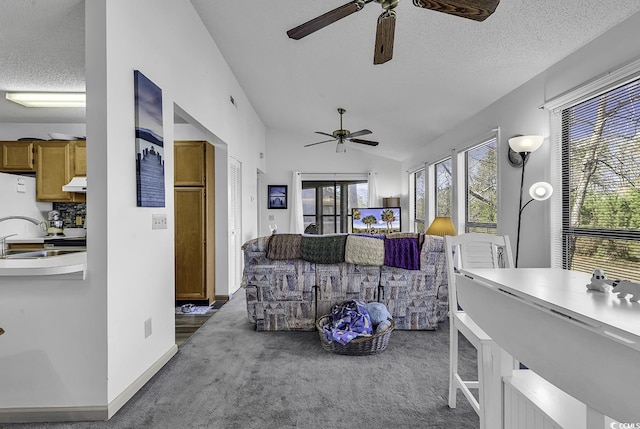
[{"xmin": 241, "ymin": 232, "xmax": 449, "ymax": 331}]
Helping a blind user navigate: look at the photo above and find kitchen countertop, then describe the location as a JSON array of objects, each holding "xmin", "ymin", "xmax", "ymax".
[
  {"xmin": 0, "ymin": 250, "xmax": 87, "ymax": 279},
  {"xmin": 5, "ymin": 235, "xmax": 85, "ymax": 244}
]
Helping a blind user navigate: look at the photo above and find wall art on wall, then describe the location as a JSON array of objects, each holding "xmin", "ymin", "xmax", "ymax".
[
  {"xmin": 134, "ymin": 70, "xmax": 165, "ymax": 207},
  {"xmin": 268, "ymin": 185, "xmax": 287, "ymax": 209}
]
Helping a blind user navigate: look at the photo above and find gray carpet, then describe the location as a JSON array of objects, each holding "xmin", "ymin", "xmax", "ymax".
[{"xmin": 6, "ymin": 290, "xmax": 479, "ymax": 429}]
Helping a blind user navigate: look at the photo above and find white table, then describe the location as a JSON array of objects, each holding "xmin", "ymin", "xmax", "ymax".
[{"xmin": 456, "ymin": 268, "xmax": 640, "ymax": 427}]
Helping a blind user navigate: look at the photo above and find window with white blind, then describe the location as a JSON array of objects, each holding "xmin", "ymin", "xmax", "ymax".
[
  {"xmin": 434, "ymin": 158, "xmax": 452, "ymax": 217},
  {"xmin": 561, "ymin": 77, "xmax": 640, "ymax": 281},
  {"xmin": 465, "ymin": 138, "xmax": 497, "ymax": 233},
  {"xmin": 413, "ymin": 169, "xmax": 426, "ymax": 232}
]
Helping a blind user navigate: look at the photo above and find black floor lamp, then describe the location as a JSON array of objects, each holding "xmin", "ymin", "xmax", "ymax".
[{"xmin": 508, "ymin": 135, "xmax": 553, "ymax": 267}]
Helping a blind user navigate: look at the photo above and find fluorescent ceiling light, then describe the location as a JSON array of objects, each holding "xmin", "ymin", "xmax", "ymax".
[{"xmin": 5, "ymin": 92, "xmax": 86, "ymax": 108}]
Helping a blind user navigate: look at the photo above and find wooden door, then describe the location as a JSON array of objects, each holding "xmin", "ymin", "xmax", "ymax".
[
  {"xmin": 35, "ymin": 141, "xmax": 73, "ymax": 202},
  {"xmin": 174, "ymin": 187, "xmax": 206, "ymax": 300},
  {"xmin": 0, "ymin": 141, "xmax": 34, "ymax": 172},
  {"xmin": 174, "ymin": 141, "xmax": 205, "ymax": 186}
]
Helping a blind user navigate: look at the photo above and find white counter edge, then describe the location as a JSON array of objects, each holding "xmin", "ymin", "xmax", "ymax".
[{"xmin": 0, "ymin": 252, "xmax": 87, "ymax": 279}]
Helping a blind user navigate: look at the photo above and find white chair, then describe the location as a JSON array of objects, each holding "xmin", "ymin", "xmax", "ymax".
[{"xmin": 445, "ymin": 233, "xmax": 514, "ymax": 429}]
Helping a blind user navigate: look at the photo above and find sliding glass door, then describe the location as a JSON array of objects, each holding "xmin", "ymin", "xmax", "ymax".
[{"xmin": 302, "ymin": 180, "xmax": 367, "ymax": 234}]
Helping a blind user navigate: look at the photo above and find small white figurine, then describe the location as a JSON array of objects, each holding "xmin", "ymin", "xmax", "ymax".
[
  {"xmin": 611, "ymin": 280, "xmax": 640, "ymax": 302},
  {"xmin": 586, "ymin": 268, "xmax": 614, "ymax": 292}
]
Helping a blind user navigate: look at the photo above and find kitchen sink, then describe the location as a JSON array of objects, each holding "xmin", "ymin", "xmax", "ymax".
[{"xmin": 0, "ymin": 249, "xmax": 86, "ymax": 259}]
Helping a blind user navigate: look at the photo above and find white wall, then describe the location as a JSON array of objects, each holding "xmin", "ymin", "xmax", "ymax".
[
  {"xmin": 401, "ymin": 11, "xmax": 640, "ymax": 268},
  {"xmin": 261, "ymin": 128, "xmax": 403, "ymax": 236},
  {"xmin": 0, "ymin": 123, "xmax": 86, "ymax": 141},
  {"xmin": 0, "ymin": 172, "xmax": 51, "ymax": 237},
  {"xmin": 89, "ymin": 0, "xmax": 266, "ymax": 406},
  {"xmin": 0, "ymin": 0, "xmax": 266, "ymax": 419}
]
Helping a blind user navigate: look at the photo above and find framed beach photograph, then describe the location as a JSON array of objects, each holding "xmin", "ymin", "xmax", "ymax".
[
  {"xmin": 134, "ymin": 70, "xmax": 165, "ymax": 207},
  {"xmin": 268, "ymin": 185, "xmax": 287, "ymax": 209}
]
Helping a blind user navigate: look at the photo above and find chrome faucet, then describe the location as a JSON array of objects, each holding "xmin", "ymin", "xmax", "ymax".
[
  {"xmin": 0, "ymin": 234, "xmax": 18, "ymax": 258},
  {"xmin": 0, "ymin": 215, "xmax": 47, "ymax": 227},
  {"xmin": 0, "ymin": 216, "xmax": 48, "ymax": 257}
]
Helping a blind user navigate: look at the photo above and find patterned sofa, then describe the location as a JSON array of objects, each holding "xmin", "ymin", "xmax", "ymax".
[{"xmin": 241, "ymin": 233, "xmax": 449, "ymax": 331}]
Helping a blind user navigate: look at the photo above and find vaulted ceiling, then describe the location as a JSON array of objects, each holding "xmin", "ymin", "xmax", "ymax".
[{"xmin": 2, "ymin": 0, "xmax": 640, "ymax": 161}]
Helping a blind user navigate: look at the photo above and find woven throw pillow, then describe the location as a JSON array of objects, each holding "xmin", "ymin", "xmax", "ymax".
[
  {"xmin": 345, "ymin": 234, "xmax": 385, "ymax": 266},
  {"xmin": 300, "ymin": 234, "xmax": 347, "ymax": 264},
  {"xmin": 266, "ymin": 234, "xmax": 302, "ymax": 260},
  {"xmin": 384, "ymin": 236, "xmax": 420, "ymax": 270}
]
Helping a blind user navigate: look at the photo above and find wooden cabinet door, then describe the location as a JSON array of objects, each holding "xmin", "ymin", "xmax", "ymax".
[
  {"xmin": 174, "ymin": 187, "xmax": 207, "ymax": 300},
  {"xmin": 174, "ymin": 141, "xmax": 205, "ymax": 186},
  {"xmin": 35, "ymin": 141, "xmax": 73, "ymax": 202},
  {"xmin": 73, "ymin": 140, "xmax": 87, "ymax": 176},
  {"xmin": 0, "ymin": 141, "xmax": 35, "ymax": 172}
]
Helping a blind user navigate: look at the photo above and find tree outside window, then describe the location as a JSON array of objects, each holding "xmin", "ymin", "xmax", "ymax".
[
  {"xmin": 465, "ymin": 138, "xmax": 497, "ymax": 233},
  {"xmin": 435, "ymin": 158, "xmax": 452, "ymax": 217},
  {"xmin": 562, "ymin": 78, "xmax": 640, "ymax": 281},
  {"xmin": 414, "ymin": 169, "xmax": 425, "ymax": 232}
]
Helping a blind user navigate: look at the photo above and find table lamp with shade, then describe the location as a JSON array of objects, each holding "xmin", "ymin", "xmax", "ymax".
[{"xmin": 426, "ymin": 217, "xmax": 457, "ymax": 237}]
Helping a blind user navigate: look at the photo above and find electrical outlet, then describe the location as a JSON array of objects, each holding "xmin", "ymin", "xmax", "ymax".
[
  {"xmin": 152, "ymin": 214, "xmax": 167, "ymax": 230},
  {"xmin": 144, "ymin": 318, "xmax": 152, "ymax": 338}
]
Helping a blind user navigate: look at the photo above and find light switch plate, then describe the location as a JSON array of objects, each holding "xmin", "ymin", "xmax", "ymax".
[
  {"xmin": 152, "ymin": 214, "xmax": 167, "ymax": 230},
  {"xmin": 16, "ymin": 177, "xmax": 26, "ymax": 193}
]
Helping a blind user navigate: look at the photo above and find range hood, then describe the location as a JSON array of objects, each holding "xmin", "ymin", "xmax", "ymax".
[{"xmin": 62, "ymin": 176, "xmax": 87, "ymax": 193}]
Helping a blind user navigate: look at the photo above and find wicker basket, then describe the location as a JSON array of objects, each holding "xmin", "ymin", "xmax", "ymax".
[{"xmin": 316, "ymin": 315, "xmax": 394, "ymax": 356}]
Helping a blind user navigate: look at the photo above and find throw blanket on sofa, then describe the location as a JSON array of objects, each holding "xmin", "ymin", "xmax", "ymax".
[
  {"xmin": 384, "ymin": 236, "xmax": 420, "ymax": 270},
  {"xmin": 323, "ymin": 300, "xmax": 373, "ymax": 345},
  {"xmin": 301, "ymin": 234, "xmax": 347, "ymax": 264},
  {"xmin": 266, "ymin": 234, "xmax": 302, "ymax": 260},
  {"xmin": 344, "ymin": 234, "xmax": 385, "ymax": 266}
]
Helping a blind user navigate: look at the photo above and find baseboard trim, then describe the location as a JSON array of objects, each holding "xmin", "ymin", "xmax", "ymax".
[
  {"xmin": 107, "ymin": 344, "xmax": 178, "ymax": 419},
  {"xmin": 215, "ymin": 294, "xmax": 230, "ymax": 301},
  {"xmin": 0, "ymin": 406, "xmax": 108, "ymax": 423},
  {"xmin": 0, "ymin": 345, "xmax": 178, "ymax": 424}
]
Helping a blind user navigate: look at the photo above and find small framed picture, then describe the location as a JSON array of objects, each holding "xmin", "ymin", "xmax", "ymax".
[{"xmin": 268, "ymin": 185, "xmax": 287, "ymax": 209}]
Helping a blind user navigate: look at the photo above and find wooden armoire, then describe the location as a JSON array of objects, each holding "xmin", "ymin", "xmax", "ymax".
[{"xmin": 174, "ymin": 140, "xmax": 215, "ymax": 304}]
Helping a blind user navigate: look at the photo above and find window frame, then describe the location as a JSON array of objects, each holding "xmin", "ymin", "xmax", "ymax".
[
  {"xmin": 412, "ymin": 168, "xmax": 426, "ymax": 233},
  {"xmin": 461, "ymin": 135, "xmax": 498, "ymax": 234}
]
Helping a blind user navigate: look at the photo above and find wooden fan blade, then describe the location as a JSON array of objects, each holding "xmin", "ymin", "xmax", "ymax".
[
  {"xmin": 304, "ymin": 139, "xmax": 336, "ymax": 147},
  {"xmin": 350, "ymin": 138, "xmax": 379, "ymax": 146},
  {"xmin": 412, "ymin": 0, "xmax": 500, "ymax": 22},
  {"xmin": 315, "ymin": 131, "xmax": 335, "ymax": 138},
  {"xmin": 373, "ymin": 11, "xmax": 396, "ymax": 65},
  {"xmin": 347, "ymin": 129, "xmax": 372, "ymax": 138},
  {"xmin": 287, "ymin": 1, "xmax": 367, "ymax": 40}
]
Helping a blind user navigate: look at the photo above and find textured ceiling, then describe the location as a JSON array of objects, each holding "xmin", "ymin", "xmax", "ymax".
[
  {"xmin": 1, "ymin": 1, "xmax": 640, "ymax": 161},
  {"xmin": 0, "ymin": 0, "xmax": 85, "ymax": 123}
]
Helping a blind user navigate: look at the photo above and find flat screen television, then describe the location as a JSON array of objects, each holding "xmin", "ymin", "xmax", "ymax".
[{"xmin": 351, "ymin": 207, "xmax": 401, "ymax": 234}]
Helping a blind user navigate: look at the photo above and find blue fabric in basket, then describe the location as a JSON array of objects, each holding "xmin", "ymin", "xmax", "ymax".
[{"xmin": 323, "ymin": 300, "xmax": 373, "ymax": 345}]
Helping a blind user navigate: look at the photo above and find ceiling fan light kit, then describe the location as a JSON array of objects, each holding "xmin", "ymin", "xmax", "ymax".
[
  {"xmin": 287, "ymin": 0, "xmax": 500, "ymax": 64},
  {"xmin": 304, "ymin": 108, "xmax": 380, "ymax": 153}
]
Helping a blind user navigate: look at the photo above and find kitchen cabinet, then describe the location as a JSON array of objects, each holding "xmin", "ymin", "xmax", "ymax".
[
  {"xmin": 73, "ymin": 140, "xmax": 87, "ymax": 176},
  {"xmin": 34, "ymin": 140, "xmax": 86, "ymax": 202},
  {"xmin": 0, "ymin": 141, "xmax": 35, "ymax": 172},
  {"xmin": 174, "ymin": 140, "xmax": 215, "ymax": 304},
  {"xmin": 174, "ymin": 140, "xmax": 206, "ymax": 186}
]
